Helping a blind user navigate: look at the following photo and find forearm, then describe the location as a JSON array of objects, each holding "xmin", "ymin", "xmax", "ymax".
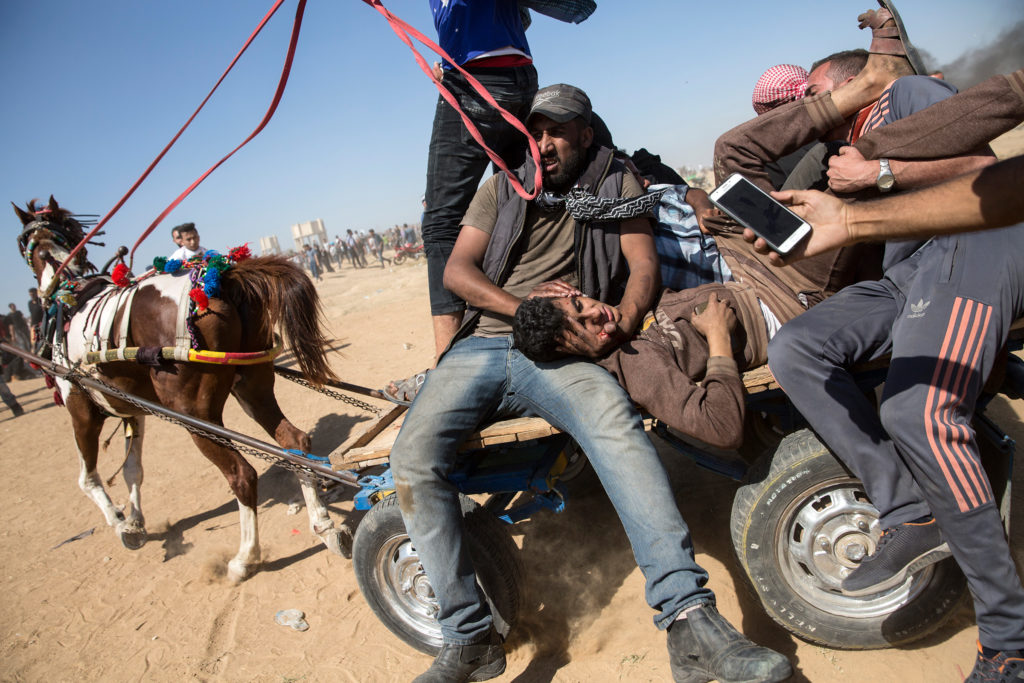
[
  {"xmin": 616, "ymin": 254, "xmax": 659, "ymax": 334},
  {"xmin": 615, "ymin": 218, "xmax": 660, "ymax": 333},
  {"xmin": 600, "ymin": 343, "xmax": 746, "ymax": 450},
  {"xmin": 704, "ymin": 327, "xmax": 732, "ymax": 359},
  {"xmin": 712, "ymin": 93, "xmax": 843, "ymax": 191},
  {"xmin": 848, "ymin": 155, "xmax": 1024, "ymax": 241},
  {"xmin": 854, "ymin": 69, "xmax": 1024, "ymax": 160},
  {"xmin": 444, "ymin": 224, "xmax": 522, "ymax": 317},
  {"xmin": 443, "ymin": 265, "xmax": 521, "ymax": 317},
  {"xmin": 888, "ymin": 152, "xmax": 996, "ymax": 191}
]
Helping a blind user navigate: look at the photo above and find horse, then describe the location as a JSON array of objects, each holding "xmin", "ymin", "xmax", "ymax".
[{"xmin": 13, "ymin": 196, "xmax": 350, "ymax": 581}]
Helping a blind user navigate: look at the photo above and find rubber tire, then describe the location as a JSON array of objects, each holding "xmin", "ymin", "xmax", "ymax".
[
  {"xmin": 558, "ymin": 441, "xmax": 590, "ymax": 482},
  {"xmin": 730, "ymin": 429, "xmax": 967, "ymax": 649},
  {"xmin": 393, "ymin": 253, "xmax": 406, "ymax": 265},
  {"xmin": 352, "ymin": 493, "xmax": 523, "ymax": 655}
]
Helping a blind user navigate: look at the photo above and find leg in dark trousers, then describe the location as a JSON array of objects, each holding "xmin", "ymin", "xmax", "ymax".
[
  {"xmin": 771, "ymin": 225, "xmax": 1024, "ymax": 651},
  {"xmin": 877, "ymin": 226, "xmax": 1024, "ymax": 651}
]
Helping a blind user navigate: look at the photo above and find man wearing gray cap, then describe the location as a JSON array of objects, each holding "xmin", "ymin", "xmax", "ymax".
[{"xmin": 388, "ymin": 83, "xmax": 792, "ymax": 683}]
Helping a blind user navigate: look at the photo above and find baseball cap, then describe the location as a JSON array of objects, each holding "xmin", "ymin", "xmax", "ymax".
[{"xmin": 528, "ymin": 84, "xmax": 592, "ymax": 124}]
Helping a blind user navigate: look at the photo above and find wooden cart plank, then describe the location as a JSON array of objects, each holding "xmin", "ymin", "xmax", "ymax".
[
  {"xmin": 346, "ymin": 404, "xmax": 406, "ymax": 449},
  {"xmin": 741, "ymin": 365, "xmax": 777, "ymax": 393},
  {"xmin": 332, "ymin": 415, "xmax": 560, "ymax": 468}
]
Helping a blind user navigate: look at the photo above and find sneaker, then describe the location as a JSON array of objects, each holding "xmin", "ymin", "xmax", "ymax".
[
  {"xmin": 842, "ymin": 517, "xmax": 950, "ymax": 595},
  {"xmin": 667, "ymin": 603, "xmax": 792, "ymax": 683},
  {"xmin": 412, "ymin": 627, "xmax": 506, "ymax": 683},
  {"xmin": 965, "ymin": 641, "xmax": 1024, "ymax": 682}
]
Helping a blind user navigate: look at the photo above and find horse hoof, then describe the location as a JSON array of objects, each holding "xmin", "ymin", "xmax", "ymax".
[
  {"xmin": 119, "ymin": 527, "xmax": 148, "ymax": 550},
  {"xmin": 322, "ymin": 526, "xmax": 353, "ymax": 559},
  {"xmin": 228, "ymin": 559, "xmax": 257, "ymax": 583}
]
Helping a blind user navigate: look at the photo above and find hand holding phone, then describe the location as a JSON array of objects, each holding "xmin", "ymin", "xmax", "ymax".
[{"xmin": 709, "ymin": 173, "xmax": 811, "ymax": 254}]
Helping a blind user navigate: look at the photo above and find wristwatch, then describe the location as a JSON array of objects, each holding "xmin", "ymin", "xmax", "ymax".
[{"xmin": 876, "ymin": 158, "xmax": 895, "ymax": 192}]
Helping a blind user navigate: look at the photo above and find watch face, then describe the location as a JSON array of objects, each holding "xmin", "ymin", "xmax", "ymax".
[{"xmin": 877, "ymin": 159, "xmax": 895, "ymax": 191}]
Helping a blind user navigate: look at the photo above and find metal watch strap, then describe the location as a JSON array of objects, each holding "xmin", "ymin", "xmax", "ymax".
[{"xmin": 876, "ymin": 158, "xmax": 895, "ymax": 192}]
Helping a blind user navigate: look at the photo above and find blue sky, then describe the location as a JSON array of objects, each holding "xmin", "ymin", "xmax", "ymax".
[{"xmin": 1, "ymin": 0, "xmax": 1021, "ymax": 311}]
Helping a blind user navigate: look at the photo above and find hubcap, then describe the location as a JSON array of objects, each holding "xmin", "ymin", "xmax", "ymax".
[
  {"xmin": 776, "ymin": 476, "xmax": 937, "ymax": 618},
  {"xmin": 375, "ymin": 533, "xmax": 442, "ymax": 644}
]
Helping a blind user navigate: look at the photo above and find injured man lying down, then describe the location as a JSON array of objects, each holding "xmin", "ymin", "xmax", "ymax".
[{"xmin": 514, "ymin": 283, "xmax": 755, "ymax": 450}]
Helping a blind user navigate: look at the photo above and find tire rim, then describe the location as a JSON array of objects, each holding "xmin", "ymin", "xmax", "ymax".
[
  {"xmin": 775, "ymin": 474, "xmax": 937, "ymax": 618},
  {"xmin": 374, "ymin": 531, "xmax": 442, "ymax": 645}
]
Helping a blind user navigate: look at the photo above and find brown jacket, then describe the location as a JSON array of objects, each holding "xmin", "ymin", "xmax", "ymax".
[{"xmin": 598, "ymin": 284, "xmax": 750, "ymax": 450}]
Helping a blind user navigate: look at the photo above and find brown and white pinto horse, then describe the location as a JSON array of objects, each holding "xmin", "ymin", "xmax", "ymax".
[{"xmin": 14, "ymin": 197, "xmax": 348, "ymax": 580}]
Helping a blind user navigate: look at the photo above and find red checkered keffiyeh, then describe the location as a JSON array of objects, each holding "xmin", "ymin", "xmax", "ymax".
[{"xmin": 752, "ymin": 64, "xmax": 809, "ymax": 115}]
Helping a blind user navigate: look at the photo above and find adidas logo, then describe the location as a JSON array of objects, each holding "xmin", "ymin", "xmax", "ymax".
[{"xmin": 908, "ymin": 298, "xmax": 930, "ymax": 319}]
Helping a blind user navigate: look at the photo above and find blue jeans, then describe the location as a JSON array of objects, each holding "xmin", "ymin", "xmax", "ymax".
[
  {"xmin": 390, "ymin": 335, "xmax": 713, "ymax": 644},
  {"xmin": 422, "ymin": 65, "xmax": 538, "ymax": 316}
]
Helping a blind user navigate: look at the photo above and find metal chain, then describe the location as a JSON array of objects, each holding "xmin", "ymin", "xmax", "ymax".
[
  {"xmin": 65, "ymin": 365, "xmax": 339, "ymax": 486},
  {"xmin": 274, "ymin": 368, "xmax": 382, "ymax": 416}
]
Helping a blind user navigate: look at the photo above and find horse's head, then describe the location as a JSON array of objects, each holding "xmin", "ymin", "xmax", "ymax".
[{"xmin": 13, "ymin": 196, "xmax": 94, "ymax": 295}]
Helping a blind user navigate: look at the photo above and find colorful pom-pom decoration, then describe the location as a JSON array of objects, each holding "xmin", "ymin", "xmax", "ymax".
[
  {"xmin": 189, "ymin": 288, "xmax": 209, "ymax": 311},
  {"xmin": 152, "ymin": 257, "xmax": 168, "ymax": 271},
  {"xmin": 111, "ymin": 263, "xmax": 131, "ymax": 287},
  {"xmin": 229, "ymin": 244, "xmax": 252, "ymax": 262},
  {"xmin": 203, "ymin": 267, "xmax": 222, "ymax": 299},
  {"xmin": 164, "ymin": 259, "xmax": 183, "ymax": 273}
]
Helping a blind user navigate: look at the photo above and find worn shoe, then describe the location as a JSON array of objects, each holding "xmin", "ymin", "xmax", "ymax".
[
  {"xmin": 667, "ymin": 604, "xmax": 792, "ymax": 683},
  {"xmin": 964, "ymin": 641, "xmax": 1024, "ymax": 682},
  {"xmin": 857, "ymin": 0, "xmax": 926, "ymax": 75},
  {"xmin": 412, "ymin": 628, "xmax": 506, "ymax": 683},
  {"xmin": 842, "ymin": 517, "xmax": 950, "ymax": 595}
]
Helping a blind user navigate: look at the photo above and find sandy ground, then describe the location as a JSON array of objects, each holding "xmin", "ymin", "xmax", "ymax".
[
  {"xmin": 3, "ymin": 127, "xmax": 1024, "ymax": 683},
  {"xmin": 1, "ymin": 254, "xmax": 1022, "ymax": 683}
]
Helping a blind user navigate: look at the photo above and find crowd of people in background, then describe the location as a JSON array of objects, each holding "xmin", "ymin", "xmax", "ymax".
[
  {"xmin": 0, "ymin": 288, "xmax": 46, "ymax": 417},
  {"xmin": 293, "ymin": 223, "xmax": 423, "ymax": 280}
]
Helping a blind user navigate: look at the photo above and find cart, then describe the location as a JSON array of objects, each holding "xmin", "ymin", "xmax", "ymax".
[
  {"xmin": 326, "ymin": 330, "xmax": 1024, "ymax": 655},
  {"xmin": 7, "ymin": 327, "xmax": 1021, "ymax": 656}
]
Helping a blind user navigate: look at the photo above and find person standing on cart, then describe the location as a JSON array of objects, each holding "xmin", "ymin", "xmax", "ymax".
[
  {"xmin": 388, "ymin": 83, "xmax": 792, "ymax": 683},
  {"xmin": 384, "ymin": 0, "xmax": 545, "ymax": 404}
]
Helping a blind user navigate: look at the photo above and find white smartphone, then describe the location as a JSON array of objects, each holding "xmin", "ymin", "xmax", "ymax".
[{"xmin": 709, "ymin": 173, "xmax": 811, "ymax": 254}]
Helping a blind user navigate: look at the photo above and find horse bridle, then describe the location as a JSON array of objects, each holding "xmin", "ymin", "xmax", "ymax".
[
  {"xmin": 18, "ymin": 216, "xmax": 75, "ymax": 266},
  {"xmin": 18, "ymin": 214, "xmax": 93, "ymax": 302}
]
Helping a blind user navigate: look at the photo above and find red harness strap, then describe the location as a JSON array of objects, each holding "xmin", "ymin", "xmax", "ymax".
[
  {"xmin": 129, "ymin": 0, "xmax": 308, "ymax": 265},
  {"xmin": 361, "ymin": 0, "xmax": 543, "ymax": 201},
  {"xmin": 51, "ymin": 0, "xmax": 302, "ymax": 280}
]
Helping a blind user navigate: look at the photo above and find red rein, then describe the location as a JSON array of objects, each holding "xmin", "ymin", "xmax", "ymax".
[
  {"xmin": 55, "ymin": 0, "xmax": 540, "ymax": 281},
  {"xmin": 360, "ymin": 0, "xmax": 543, "ymax": 201}
]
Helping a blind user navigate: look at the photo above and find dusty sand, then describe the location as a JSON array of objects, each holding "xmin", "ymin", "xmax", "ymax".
[
  {"xmin": 1, "ymin": 256, "xmax": 1022, "ymax": 683},
  {"xmin": 3, "ymin": 127, "xmax": 1024, "ymax": 682}
]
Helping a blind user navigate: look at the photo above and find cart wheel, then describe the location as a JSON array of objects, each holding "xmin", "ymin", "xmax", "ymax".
[
  {"xmin": 730, "ymin": 429, "xmax": 966, "ymax": 649},
  {"xmin": 393, "ymin": 253, "xmax": 406, "ymax": 265},
  {"xmin": 557, "ymin": 441, "xmax": 589, "ymax": 482},
  {"xmin": 352, "ymin": 493, "xmax": 523, "ymax": 655}
]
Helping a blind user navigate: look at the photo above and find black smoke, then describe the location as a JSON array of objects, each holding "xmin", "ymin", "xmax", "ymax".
[{"xmin": 919, "ymin": 19, "xmax": 1024, "ymax": 89}]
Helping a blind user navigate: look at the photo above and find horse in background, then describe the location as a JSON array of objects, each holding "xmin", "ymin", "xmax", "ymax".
[{"xmin": 13, "ymin": 196, "xmax": 349, "ymax": 581}]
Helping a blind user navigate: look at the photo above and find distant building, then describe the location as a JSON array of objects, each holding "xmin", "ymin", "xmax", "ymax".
[
  {"xmin": 292, "ymin": 219, "xmax": 327, "ymax": 251},
  {"xmin": 259, "ymin": 235, "xmax": 281, "ymax": 255}
]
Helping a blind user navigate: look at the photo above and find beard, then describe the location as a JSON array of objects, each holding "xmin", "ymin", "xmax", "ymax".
[{"xmin": 541, "ymin": 145, "xmax": 586, "ymax": 194}]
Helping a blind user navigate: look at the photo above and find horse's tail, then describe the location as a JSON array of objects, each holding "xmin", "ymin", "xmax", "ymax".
[{"xmin": 221, "ymin": 255, "xmax": 337, "ymax": 385}]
